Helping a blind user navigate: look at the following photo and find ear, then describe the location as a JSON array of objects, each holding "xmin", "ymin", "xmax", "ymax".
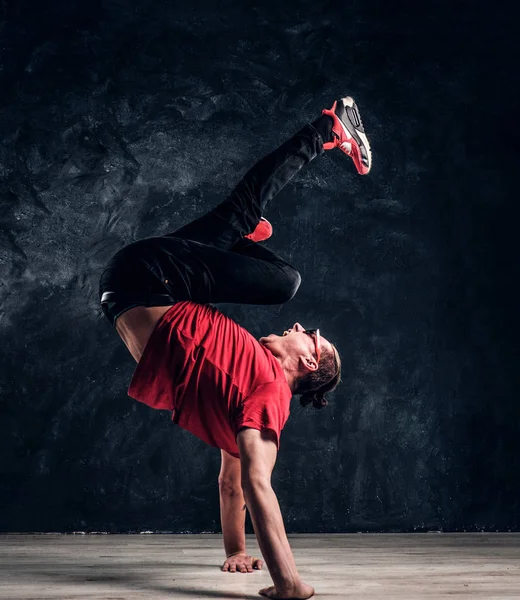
[{"xmin": 300, "ymin": 354, "xmax": 319, "ymax": 373}]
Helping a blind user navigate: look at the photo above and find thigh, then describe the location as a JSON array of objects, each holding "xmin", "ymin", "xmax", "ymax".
[
  {"xmin": 230, "ymin": 237, "xmax": 289, "ymax": 263},
  {"xmin": 122, "ymin": 235, "xmax": 300, "ymax": 306},
  {"xmin": 154, "ymin": 236, "xmax": 301, "ymax": 305},
  {"xmin": 100, "ymin": 235, "xmax": 301, "ymax": 319}
]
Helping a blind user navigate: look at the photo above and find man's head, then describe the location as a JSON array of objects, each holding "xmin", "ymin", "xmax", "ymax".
[{"xmin": 259, "ymin": 322, "xmax": 341, "ymax": 407}]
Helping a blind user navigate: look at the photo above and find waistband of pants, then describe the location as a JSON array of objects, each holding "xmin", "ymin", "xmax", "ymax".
[{"xmin": 100, "ymin": 291, "xmax": 177, "ymax": 305}]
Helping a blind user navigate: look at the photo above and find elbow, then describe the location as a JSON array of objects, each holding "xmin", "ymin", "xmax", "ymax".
[
  {"xmin": 218, "ymin": 479, "xmax": 243, "ymax": 495},
  {"xmin": 241, "ymin": 476, "xmax": 272, "ymax": 494}
]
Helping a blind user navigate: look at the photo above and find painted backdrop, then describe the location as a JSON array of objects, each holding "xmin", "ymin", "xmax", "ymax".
[{"xmin": 1, "ymin": 0, "xmax": 517, "ymax": 532}]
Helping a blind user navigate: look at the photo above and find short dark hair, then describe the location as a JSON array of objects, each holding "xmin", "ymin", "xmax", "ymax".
[{"xmin": 294, "ymin": 343, "xmax": 342, "ymax": 409}]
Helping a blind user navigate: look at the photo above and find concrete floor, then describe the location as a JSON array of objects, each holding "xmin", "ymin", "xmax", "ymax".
[{"xmin": 1, "ymin": 533, "xmax": 519, "ymax": 599}]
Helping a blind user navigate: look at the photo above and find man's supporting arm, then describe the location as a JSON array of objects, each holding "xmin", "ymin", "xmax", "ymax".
[
  {"xmin": 242, "ymin": 479, "xmax": 301, "ymax": 590},
  {"xmin": 237, "ymin": 427, "xmax": 303, "ymax": 592}
]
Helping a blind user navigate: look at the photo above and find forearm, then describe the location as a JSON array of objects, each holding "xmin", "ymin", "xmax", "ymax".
[
  {"xmin": 219, "ymin": 484, "xmax": 247, "ymax": 556},
  {"xmin": 242, "ymin": 481, "xmax": 301, "ymax": 590}
]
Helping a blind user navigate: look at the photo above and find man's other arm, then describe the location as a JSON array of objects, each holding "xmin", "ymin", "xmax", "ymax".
[{"xmin": 218, "ymin": 449, "xmax": 247, "ymax": 557}]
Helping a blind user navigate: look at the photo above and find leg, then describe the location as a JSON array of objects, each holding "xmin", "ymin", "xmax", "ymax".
[
  {"xmin": 168, "ymin": 120, "xmax": 329, "ymax": 250},
  {"xmin": 99, "ymin": 235, "xmax": 301, "ymax": 326},
  {"xmin": 170, "ymin": 93, "xmax": 375, "ymax": 253},
  {"xmin": 99, "ymin": 119, "xmax": 331, "ymax": 326}
]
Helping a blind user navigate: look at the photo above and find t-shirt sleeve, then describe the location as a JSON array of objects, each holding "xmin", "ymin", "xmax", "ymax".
[{"xmin": 233, "ymin": 381, "xmax": 290, "ymax": 450}]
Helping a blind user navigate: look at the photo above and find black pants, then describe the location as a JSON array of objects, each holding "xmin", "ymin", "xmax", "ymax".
[{"xmin": 99, "ymin": 121, "xmax": 327, "ymax": 327}]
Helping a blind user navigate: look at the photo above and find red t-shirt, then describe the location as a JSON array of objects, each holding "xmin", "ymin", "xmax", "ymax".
[{"xmin": 127, "ymin": 301, "xmax": 292, "ymax": 458}]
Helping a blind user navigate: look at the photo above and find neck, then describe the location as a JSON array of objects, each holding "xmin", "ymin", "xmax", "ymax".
[{"xmin": 273, "ymin": 355, "xmax": 298, "ymax": 392}]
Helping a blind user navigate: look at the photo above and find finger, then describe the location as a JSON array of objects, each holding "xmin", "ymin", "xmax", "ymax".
[
  {"xmin": 230, "ymin": 566, "xmax": 236, "ymax": 572},
  {"xmin": 239, "ymin": 565, "xmax": 247, "ymax": 573},
  {"xmin": 222, "ymin": 563, "xmax": 228, "ymax": 571},
  {"xmin": 247, "ymin": 565, "xmax": 254, "ymax": 572}
]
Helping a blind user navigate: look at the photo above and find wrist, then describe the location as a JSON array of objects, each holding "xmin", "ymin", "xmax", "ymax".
[{"xmin": 226, "ymin": 550, "xmax": 247, "ymax": 558}]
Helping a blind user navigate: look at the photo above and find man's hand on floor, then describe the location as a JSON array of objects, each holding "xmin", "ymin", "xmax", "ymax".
[{"xmin": 222, "ymin": 551, "xmax": 263, "ymax": 573}]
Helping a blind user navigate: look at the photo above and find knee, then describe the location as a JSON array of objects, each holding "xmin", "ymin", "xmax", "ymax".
[{"xmin": 276, "ymin": 267, "xmax": 301, "ymax": 304}]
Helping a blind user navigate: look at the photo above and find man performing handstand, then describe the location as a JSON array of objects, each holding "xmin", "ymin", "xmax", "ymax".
[{"xmin": 99, "ymin": 95, "xmax": 371, "ymax": 600}]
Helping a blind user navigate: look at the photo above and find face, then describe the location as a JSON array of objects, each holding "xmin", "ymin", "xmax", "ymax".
[{"xmin": 259, "ymin": 322, "xmax": 333, "ymax": 372}]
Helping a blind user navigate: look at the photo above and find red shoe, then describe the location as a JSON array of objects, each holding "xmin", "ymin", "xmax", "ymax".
[
  {"xmin": 321, "ymin": 96, "xmax": 372, "ymax": 175},
  {"xmin": 244, "ymin": 217, "xmax": 273, "ymax": 242}
]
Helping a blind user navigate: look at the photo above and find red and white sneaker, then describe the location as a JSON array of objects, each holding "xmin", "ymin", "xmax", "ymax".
[
  {"xmin": 321, "ymin": 96, "xmax": 372, "ymax": 175},
  {"xmin": 244, "ymin": 217, "xmax": 273, "ymax": 242}
]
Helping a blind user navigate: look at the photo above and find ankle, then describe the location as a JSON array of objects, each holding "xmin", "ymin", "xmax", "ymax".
[{"xmin": 310, "ymin": 114, "xmax": 334, "ymax": 144}]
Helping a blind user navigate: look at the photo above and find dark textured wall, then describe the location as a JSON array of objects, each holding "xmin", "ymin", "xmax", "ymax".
[{"xmin": 1, "ymin": 0, "xmax": 517, "ymax": 533}]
